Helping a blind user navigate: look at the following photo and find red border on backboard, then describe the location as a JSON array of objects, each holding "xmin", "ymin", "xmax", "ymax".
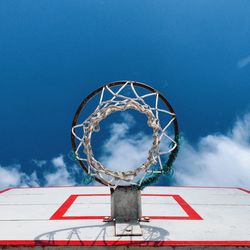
[
  {"xmin": 0, "ymin": 240, "xmax": 250, "ymax": 246},
  {"xmin": 50, "ymin": 193, "xmax": 202, "ymax": 220},
  {"xmin": 0, "ymin": 188, "xmax": 12, "ymax": 194},
  {"xmin": 237, "ymin": 188, "xmax": 250, "ymax": 194}
]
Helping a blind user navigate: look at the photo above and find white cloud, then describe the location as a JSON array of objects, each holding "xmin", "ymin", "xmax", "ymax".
[
  {"xmin": 100, "ymin": 114, "xmax": 152, "ymax": 172},
  {"xmin": 237, "ymin": 55, "xmax": 250, "ymax": 68},
  {"xmin": 120, "ymin": 112, "xmax": 136, "ymax": 126},
  {"xmin": 43, "ymin": 155, "xmax": 77, "ymax": 186},
  {"xmin": 174, "ymin": 113, "xmax": 250, "ymax": 189},
  {"xmin": 0, "ymin": 155, "xmax": 79, "ymax": 189},
  {"xmin": 231, "ymin": 113, "xmax": 250, "ymax": 143},
  {"xmin": 0, "ymin": 164, "xmax": 39, "ymax": 189},
  {"xmin": 51, "ymin": 155, "xmax": 66, "ymax": 168}
]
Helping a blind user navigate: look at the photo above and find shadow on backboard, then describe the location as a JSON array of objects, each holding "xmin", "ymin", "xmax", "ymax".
[{"xmin": 34, "ymin": 223, "xmax": 169, "ymax": 247}]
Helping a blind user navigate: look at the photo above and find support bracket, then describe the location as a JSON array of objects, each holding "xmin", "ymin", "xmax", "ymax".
[{"xmin": 109, "ymin": 186, "xmax": 143, "ymax": 236}]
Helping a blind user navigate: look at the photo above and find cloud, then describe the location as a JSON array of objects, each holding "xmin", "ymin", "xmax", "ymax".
[
  {"xmin": 100, "ymin": 113, "xmax": 152, "ymax": 172},
  {"xmin": 0, "ymin": 164, "xmax": 39, "ymax": 189},
  {"xmin": 51, "ymin": 155, "xmax": 66, "ymax": 168},
  {"xmin": 120, "ymin": 112, "xmax": 136, "ymax": 126},
  {"xmin": 44, "ymin": 155, "xmax": 78, "ymax": 186},
  {"xmin": 0, "ymin": 155, "xmax": 80, "ymax": 189},
  {"xmin": 237, "ymin": 55, "xmax": 250, "ymax": 68},
  {"xmin": 174, "ymin": 113, "xmax": 250, "ymax": 189}
]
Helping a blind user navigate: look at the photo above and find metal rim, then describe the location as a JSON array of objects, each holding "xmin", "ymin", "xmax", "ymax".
[{"xmin": 71, "ymin": 80, "xmax": 179, "ymax": 187}]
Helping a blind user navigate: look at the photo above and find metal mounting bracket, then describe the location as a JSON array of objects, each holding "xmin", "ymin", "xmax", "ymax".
[{"xmin": 109, "ymin": 186, "xmax": 143, "ymax": 236}]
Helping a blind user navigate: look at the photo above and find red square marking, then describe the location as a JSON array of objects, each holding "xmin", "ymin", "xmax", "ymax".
[{"xmin": 50, "ymin": 193, "xmax": 202, "ymax": 220}]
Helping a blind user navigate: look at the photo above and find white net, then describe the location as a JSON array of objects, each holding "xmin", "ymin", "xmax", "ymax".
[{"xmin": 72, "ymin": 81, "xmax": 178, "ymax": 187}]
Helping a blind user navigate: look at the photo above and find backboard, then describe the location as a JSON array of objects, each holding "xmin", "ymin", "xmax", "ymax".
[{"xmin": 0, "ymin": 186, "xmax": 249, "ymax": 248}]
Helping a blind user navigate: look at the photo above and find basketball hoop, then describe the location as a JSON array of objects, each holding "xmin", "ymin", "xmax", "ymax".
[{"xmin": 71, "ymin": 81, "xmax": 179, "ymax": 189}]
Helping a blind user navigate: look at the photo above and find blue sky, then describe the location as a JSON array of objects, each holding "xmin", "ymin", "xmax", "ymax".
[{"xmin": 0, "ymin": 0, "xmax": 250, "ymax": 189}]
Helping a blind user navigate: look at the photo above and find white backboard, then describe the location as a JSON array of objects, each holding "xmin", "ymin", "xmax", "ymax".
[{"xmin": 0, "ymin": 186, "xmax": 249, "ymax": 247}]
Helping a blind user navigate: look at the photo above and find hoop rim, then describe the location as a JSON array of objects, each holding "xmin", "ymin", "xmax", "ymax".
[{"xmin": 71, "ymin": 80, "xmax": 179, "ymax": 187}]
